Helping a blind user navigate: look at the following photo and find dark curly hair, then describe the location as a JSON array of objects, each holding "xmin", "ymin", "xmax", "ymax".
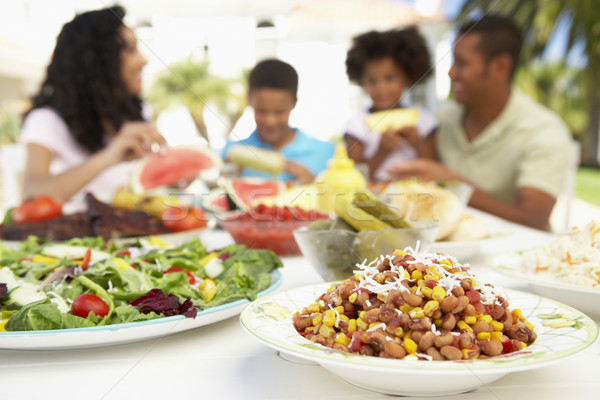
[
  {"xmin": 346, "ymin": 26, "xmax": 433, "ymax": 85},
  {"xmin": 29, "ymin": 6, "xmax": 143, "ymax": 153},
  {"xmin": 248, "ymin": 59, "xmax": 299, "ymax": 99}
]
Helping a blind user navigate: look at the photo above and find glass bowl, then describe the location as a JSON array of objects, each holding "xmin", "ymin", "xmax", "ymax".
[{"xmin": 293, "ymin": 222, "xmax": 440, "ymax": 281}]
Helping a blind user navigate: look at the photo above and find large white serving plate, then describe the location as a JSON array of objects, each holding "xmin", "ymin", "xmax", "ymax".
[
  {"xmin": 240, "ymin": 282, "xmax": 598, "ymax": 397},
  {"xmin": 0, "ymin": 270, "xmax": 281, "ymax": 351},
  {"xmin": 429, "ymin": 237, "xmax": 492, "ymax": 261},
  {"xmin": 488, "ymin": 252, "xmax": 600, "ymax": 318}
]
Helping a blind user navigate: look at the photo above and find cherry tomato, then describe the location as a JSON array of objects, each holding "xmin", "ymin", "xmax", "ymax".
[
  {"xmin": 12, "ymin": 196, "xmax": 62, "ymax": 224},
  {"xmin": 71, "ymin": 294, "xmax": 109, "ymax": 318},
  {"xmin": 164, "ymin": 266, "xmax": 196, "ymax": 284},
  {"xmin": 160, "ymin": 206, "xmax": 207, "ymax": 232}
]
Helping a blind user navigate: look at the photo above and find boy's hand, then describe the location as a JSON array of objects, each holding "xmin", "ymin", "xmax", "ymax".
[
  {"xmin": 377, "ymin": 128, "xmax": 403, "ymax": 154},
  {"xmin": 284, "ymin": 161, "xmax": 315, "ymax": 185},
  {"xmin": 396, "ymin": 126, "xmax": 420, "ymax": 148}
]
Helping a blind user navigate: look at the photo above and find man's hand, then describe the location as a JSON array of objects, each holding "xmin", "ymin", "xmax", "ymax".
[{"xmin": 387, "ymin": 158, "xmax": 464, "ymax": 182}]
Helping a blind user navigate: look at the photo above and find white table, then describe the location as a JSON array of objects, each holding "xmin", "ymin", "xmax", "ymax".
[{"xmin": 1, "ymin": 214, "xmax": 599, "ymax": 400}]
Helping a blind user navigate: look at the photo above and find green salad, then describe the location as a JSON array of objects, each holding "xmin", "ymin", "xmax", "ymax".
[{"xmin": 0, "ymin": 235, "xmax": 282, "ymax": 331}]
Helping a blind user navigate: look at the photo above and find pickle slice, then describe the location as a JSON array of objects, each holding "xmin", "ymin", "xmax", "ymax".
[
  {"xmin": 334, "ymin": 197, "xmax": 392, "ymax": 232},
  {"xmin": 352, "ymin": 190, "xmax": 411, "ymax": 229}
]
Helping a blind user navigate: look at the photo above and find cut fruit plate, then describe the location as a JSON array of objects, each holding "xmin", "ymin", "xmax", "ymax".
[{"xmin": 240, "ymin": 282, "xmax": 598, "ymax": 397}]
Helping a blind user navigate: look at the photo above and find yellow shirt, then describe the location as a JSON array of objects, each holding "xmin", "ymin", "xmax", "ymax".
[{"xmin": 435, "ymin": 89, "xmax": 572, "ymax": 204}]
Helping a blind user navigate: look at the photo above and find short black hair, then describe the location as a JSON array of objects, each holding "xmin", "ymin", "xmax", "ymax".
[
  {"xmin": 248, "ymin": 59, "xmax": 299, "ymax": 99},
  {"xmin": 458, "ymin": 15, "xmax": 523, "ymax": 77},
  {"xmin": 345, "ymin": 26, "xmax": 433, "ymax": 85}
]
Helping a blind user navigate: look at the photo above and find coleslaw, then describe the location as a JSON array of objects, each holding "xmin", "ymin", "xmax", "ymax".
[{"xmin": 522, "ymin": 220, "xmax": 600, "ymax": 288}]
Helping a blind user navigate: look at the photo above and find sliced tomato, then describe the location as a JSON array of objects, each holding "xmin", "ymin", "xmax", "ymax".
[
  {"xmin": 164, "ymin": 266, "xmax": 196, "ymax": 284},
  {"xmin": 81, "ymin": 248, "xmax": 92, "ymax": 270},
  {"xmin": 160, "ymin": 206, "xmax": 207, "ymax": 232},
  {"xmin": 11, "ymin": 196, "xmax": 63, "ymax": 224},
  {"xmin": 71, "ymin": 294, "xmax": 109, "ymax": 318}
]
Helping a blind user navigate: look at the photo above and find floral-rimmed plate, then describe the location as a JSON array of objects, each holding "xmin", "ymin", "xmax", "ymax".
[
  {"xmin": 488, "ymin": 252, "xmax": 600, "ymax": 318},
  {"xmin": 0, "ymin": 270, "xmax": 281, "ymax": 351},
  {"xmin": 240, "ymin": 282, "xmax": 599, "ymax": 397}
]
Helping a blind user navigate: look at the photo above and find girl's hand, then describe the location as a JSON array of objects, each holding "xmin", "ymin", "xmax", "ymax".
[
  {"xmin": 284, "ymin": 161, "xmax": 315, "ymax": 185},
  {"xmin": 396, "ymin": 126, "xmax": 420, "ymax": 148},
  {"xmin": 377, "ymin": 128, "xmax": 403, "ymax": 154},
  {"xmin": 100, "ymin": 122, "xmax": 167, "ymax": 165}
]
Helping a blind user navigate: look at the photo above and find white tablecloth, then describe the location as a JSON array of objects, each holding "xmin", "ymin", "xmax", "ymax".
[{"xmin": 1, "ymin": 212, "xmax": 599, "ymax": 399}]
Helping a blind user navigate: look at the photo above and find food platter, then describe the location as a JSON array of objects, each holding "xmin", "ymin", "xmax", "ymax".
[
  {"xmin": 240, "ymin": 282, "xmax": 598, "ymax": 397},
  {"xmin": 0, "ymin": 269, "xmax": 281, "ymax": 350},
  {"xmin": 488, "ymin": 252, "xmax": 600, "ymax": 318},
  {"xmin": 428, "ymin": 237, "xmax": 490, "ymax": 261}
]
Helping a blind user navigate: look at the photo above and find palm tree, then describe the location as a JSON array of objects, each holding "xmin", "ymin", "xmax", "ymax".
[
  {"xmin": 148, "ymin": 59, "xmax": 247, "ymax": 144},
  {"xmin": 456, "ymin": 0, "xmax": 600, "ymax": 167}
]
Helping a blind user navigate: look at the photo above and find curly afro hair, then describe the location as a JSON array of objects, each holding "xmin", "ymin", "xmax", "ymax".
[
  {"xmin": 29, "ymin": 6, "xmax": 144, "ymax": 154},
  {"xmin": 346, "ymin": 26, "xmax": 433, "ymax": 86}
]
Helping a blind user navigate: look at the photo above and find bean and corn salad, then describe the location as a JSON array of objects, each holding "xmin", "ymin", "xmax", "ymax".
[{"xmin": 293, "ymin": 248, "xmax": 537, "ymax": 360}]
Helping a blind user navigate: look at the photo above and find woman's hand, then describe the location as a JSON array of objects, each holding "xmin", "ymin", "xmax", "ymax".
[
  {"xmin": 284, "ymin": 161, "xmax": 315, "ymax": 185},
  {"xmin": 99, "ymin": 122, "xmax": 167, "ymax": 166}
]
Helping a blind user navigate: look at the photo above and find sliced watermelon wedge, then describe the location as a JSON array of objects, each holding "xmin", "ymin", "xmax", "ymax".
[
  {"xmin": 131, "ymin": 146, "xmax": 222, "ymax": 193},
  {"xmin": 225, "ymin": 177, "xmax": 283, "ymax": 211}
]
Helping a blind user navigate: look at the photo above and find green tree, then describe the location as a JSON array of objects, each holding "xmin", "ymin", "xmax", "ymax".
[
  {"xmin": 148, "ymin": 59, "xmax": 246, "ymax": 144},
  {"xmin": 457, "ymin": 0, "xmax": 600, "ymax": 167}
]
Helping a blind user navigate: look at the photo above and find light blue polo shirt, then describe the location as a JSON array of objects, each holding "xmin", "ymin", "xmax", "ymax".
[{"xmin": 222, "ymin": 129, "xmax": 335, "ymax": 181}]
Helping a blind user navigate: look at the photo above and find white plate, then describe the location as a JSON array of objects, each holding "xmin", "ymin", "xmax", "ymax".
[
  {"xmin": 0, "ymin": 270, "xmax": 281, "ymax": 350},
  {"xmin": 488, "ymin": 252, "xmax": 600, "ymax": 318},
  {"xmin": 240, "ymin": 282, "xmax": 598, "ymax": 397}
]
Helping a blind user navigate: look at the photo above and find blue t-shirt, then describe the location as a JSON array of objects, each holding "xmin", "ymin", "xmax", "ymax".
[{"xmin": 222, "ymin": 129, "xmax": 335, "ymax": 181}]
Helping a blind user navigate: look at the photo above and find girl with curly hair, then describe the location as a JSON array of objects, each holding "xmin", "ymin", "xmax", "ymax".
[
  {"xmin": 344, "ymin": 26, "xmax": 436, "ymax": 181},
  {"xmin": 20, "ymin": 6, "xmax": 165, "ymax": 203}
]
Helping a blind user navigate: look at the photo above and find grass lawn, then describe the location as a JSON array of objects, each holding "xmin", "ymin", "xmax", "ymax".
[{"xmin": 576, "ymin": 167, "xmax": 600, "ymax": 206}]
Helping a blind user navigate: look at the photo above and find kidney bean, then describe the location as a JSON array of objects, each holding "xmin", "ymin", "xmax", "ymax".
[
  {"xmin": 441, "ymin": 313, "xmax": 457, "ymax": 330},
  {"xmin": 460, "ymin": 278, "xmax": 473, "ymax": 291},
  {"xmin": 412, "ymin": 330, "xmax": 424, "ymax": 344},
  {"xmin": 490, "ymin": 305, "xmax": 506, "ymax": 321},
  {"xmin": 440, "ymin": 295, "xmax": 459, "ymax": 313},
  {"xmin": 463, "ymin": 304, "xmax": 476, "ymax": 316},
  {"xmin": 377, "ymin": 257, "xmax": 391, "ymax": 271},
  {"xmin": 362, "ymin": 298, "xmax": 382, "ymax": 311},
  {"xmin": 363, "ymin": 308, "xmax": 382, "ymax": 324},
  {"xmin": 452, "ymin": 296, "xmax": 470, "ymax": 314},
  {"xmin": 379, "ymin": 309, "xmax": 397, "ymax": 324},
  {"xmin": 482, "ymin": 339, "xmax": 503, "ymax": 356},
  {"xmin": 293, "ymin": 316, "xmax": 313, "ymax": 331},
  {"xmin": 342, "ymin": 300, "xmax": 355, "ymax": 314},
  {"xmin": 402, "ymin": 291, "xmax": 423, "ymax": 307},
  {"xmin": 472, "ymin": 320, "xmax": 492, "ymax": 334},
  {"xmin": 331, "ymin": 295, "xmax": 343, "ymax": 307},
  {"xmin": 434, "ymin": 332, "xmax": 455, "ymax": 348},
  {"xmin": 386, "ymin": 289, "xmax": 404, "ymax": 307},
  {"xmin": 335, "ymin": 281, "xmax": 357, "ymax": 299},
  {"xmin": 384, "ymin": 340, "xmax": 407, "ymax": 359},
  {"xmin": 356, "ymin": 290, "xmax": 370, "ymax": 306},
  {"xmin": 459, "ymin": 331, "xmax": 476, "ymax": 349},
  {"xmin": 418, "ymin": 331, "xmax": 435, "ymax": 351},
  {"xmin": 440, "ymin": 345, "xmax": 463, "ymax": 360},
  {"xmin": 451, "ymin": 286, "xmax": 465, "ymax": 297},
  {"xmin": 426, "ymin": 347, "xmax": 444, "ymax": 361},
  {"xmin": 506, "ymin": 322, "xmax": 535, "ymax": 342},
  {"xmin": 409, "ymin": 317, "xmax": 432, "ymax": 331}
]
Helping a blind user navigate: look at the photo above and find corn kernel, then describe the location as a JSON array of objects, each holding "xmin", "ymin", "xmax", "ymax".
[
  {"xmin": 434, "ymin": 318, "xmax": 443, "ymax": 327},
  {"xmin": 319, "ymin": 324, "xmax": 335, "ymax": 338},
  {"xmin": 464, "ymin": 315, "xmax": 477, "ymax": 325},
  {"xmin": 432, "ymin": 286, "xmax": 446, "ymax": 302},
  {"xmin": 403, "ymin": 270, "xmax": 411, "ymax": 279},
  {"xmin": 323, "ymin": 310, "xmax": 337, "ymax": 327},
  {"xmin": 377, "ymin": 293, "xmax": 388, "ymax": 302},
  {"xmin": 339, "ymin": 314, "xmax": 349, "ymax": 322},
  {"xmin": 457, "ymin": 321, "xmax": 473, "ymax": 332},
  {"xmin": 387, "ymin": 326, "xmax": 404, "ymax": 338},
  {"xmin": 491, "ymin": 332, "xmax": 504, "ymax": 341},
  {"xmin": 348, "ymin": 319, "xmax": 357, "ymax": 332},
  {"xmin": 423, "ymin": 300, "xmax": 439, "ymax": 316},
  {"xmin": 312, "ymin": 314, "xmax": 322, "ymax": 326},
  {"xmin": 358, "ymin": 311, "xmax": 366, "ymax": 320},
  {"xmin": 356, "ymin": 318, "xmax": 368, "ymax": 331},
  {"xmin": 399, "ymin": 304, "xmax": 412, "ymax": 314},
  {"xmin": 375, "ymin": 273, "xmax": 386, "ymax": 284},
  {"xmin": 524, "ymin": 320, "xmax": 534, "ymax": 331},
  {"xmin": 477, "ymin": 332, "xmax": 491, "ymax": 340},
  {"xmin": 520, "ymin": 341, "xmax": 528, "ymax": 349},
  {"xmin": 355, "ymin": 274, "xmax": 364, "ymax": 281},
  {"xmin": 440, "ymin": 259, "xmax": 451, "ymax": 266},
  {"xmin": 368, "ymin": 322, "xmax": 383, "ymax": 330},
  {"xmin": 512, "ymin": 309, "xmax": 525, "ymax": 321},
  {"xmin": 420, "ymin": 287, "xmax": 433, "ymax": 298},
  {"xmin": 333, "ymin": 306, "xmax": 345, "ymax": 314},
  {"xmin": 307, "ymin": 303, "xmax": 320, "ymax": 313},
  {"xmin": 199, "ymin": 252, "xmax": 218, "ymax": 267},
  {"xmin": 348, "ymin": 293, "xmax": 358, "ymax": 303},
  {"xmin": 490, "ymin": 321, "xmax": 504, "ymax": 332},
  {"xmin": 478, "ymin": 315, "xmax": 493, "ymax": 323},
  {"xmin": 326, "ymin": 287, "xmax": 335, "ymax": 293},
  {"xmin": 432, "ymin": 310, "xmax": 443, "ymax": 320},
  {"xmin": 393, "ymin": 249, "xmax": 407, "ymax": 256},
  {"xmin": 411, "ymin": 270, "xmax": 423, "ymax": 280},
  {"xmin": 403, "ymin": 338, "xmax": 417, "ymax": 354},
  {"xmin": 410, "ymin": 307, "xmax": 424, "ymax": 318},
  {"xmin": 335, "ymin": 332, "xmax": 352, "ymax": 346},
  {"xmin": 417, "ymin": 279, "xmax": 425, "ymax": 287},
  {"xmin": 462, "ymin": 348, "xmax": 479, "ymax": 360}
]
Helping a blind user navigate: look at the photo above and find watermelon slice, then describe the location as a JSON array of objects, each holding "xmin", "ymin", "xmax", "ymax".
[
  {"xmin": 130, "ymin": 146, "xmax": 222, "ymax": 193},
  {"xmin": 225, "ymin": 177, "xmax": 283, "ymax": 210},
  {"xmin": 202, "ymin": 187, "xmax": 237, "ymax": 214}
]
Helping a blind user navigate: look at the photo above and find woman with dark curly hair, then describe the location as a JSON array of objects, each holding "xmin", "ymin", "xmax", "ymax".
[
  {"xmin": 344, "ymin": 27, "xmax": 436, "ymax": 181},
  {"xmin": 19, "ymin": 6, "xmax": 165, "ymax": 203}
]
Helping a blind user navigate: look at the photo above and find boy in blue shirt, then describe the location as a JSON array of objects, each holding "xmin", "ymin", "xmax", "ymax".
[{"xmin": 222, "ymin": 59, "xmax": 335, "ymax": 184}]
